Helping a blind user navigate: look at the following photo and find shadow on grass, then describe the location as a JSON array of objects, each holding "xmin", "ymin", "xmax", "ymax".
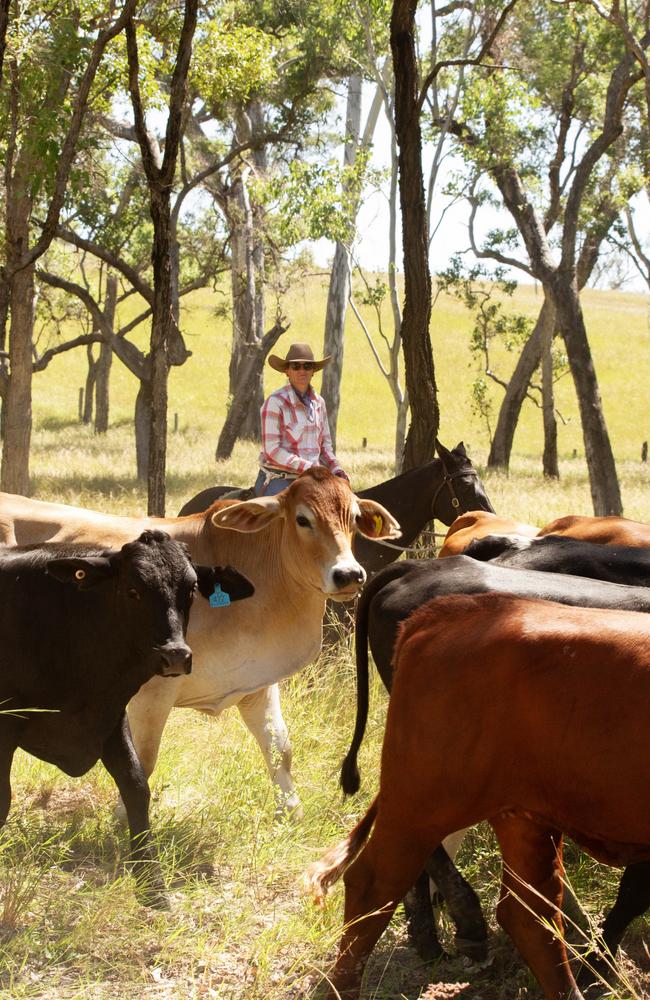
[
  {"xmin": 28, "ymin": 471, "xmax": 243, "ymax": 505},
  {"xmin": 308, "ymin": 933, "xmax": 480, "ymax": 1000},
  {"xmin": 38, "ymin": 415, "xmax": 87, "ymax": 432},
  {"xmin": 30, "ymin": 474, "xmax": 145, "ymax": 497}
]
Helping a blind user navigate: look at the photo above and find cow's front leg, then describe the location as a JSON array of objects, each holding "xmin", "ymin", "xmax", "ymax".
[
  {"xmin": 237, "ymin": 685, "xmax": 301, "ymax": 818},
  {"xmin": 0, "ymin": 733, "xmax": 17, "ymax": 826},
  {"xmin": 101, "ymin": 714, "xmax": 165, "ymax": 907}
]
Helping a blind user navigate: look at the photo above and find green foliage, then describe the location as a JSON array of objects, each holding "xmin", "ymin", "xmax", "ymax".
[
  {"xmin": 459, "ymin": 70, "xmax": 545, "ymax": 174},
  {"xmin": 192, "ymin": 21, "xmax": 276, "ymax": 115},
  {"xmin": 267, "ymin": 150, "xmax": 377, "ymax": 247},
  {"xmin": 437, "ymin": 255, "xmax": 534, "ymax": 442}
]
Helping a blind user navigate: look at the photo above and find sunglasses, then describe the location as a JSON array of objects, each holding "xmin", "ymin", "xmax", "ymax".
[{"xmin": 288, "ymin": 362, "xmax": 314, "ymax": 371}]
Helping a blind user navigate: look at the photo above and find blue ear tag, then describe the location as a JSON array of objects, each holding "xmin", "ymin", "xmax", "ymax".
[{"xmin": 209, "ymin": 584, "xmax": 231, "ymax": 608}]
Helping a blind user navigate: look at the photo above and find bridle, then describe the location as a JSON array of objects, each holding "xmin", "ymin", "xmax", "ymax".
[
  {"xmin": 430, "ymin": 462, "xmax": 481, "ymax": 522},
  {"xmin": 371, "ymin": 460, "xmax": 482, "ymax": 554}
]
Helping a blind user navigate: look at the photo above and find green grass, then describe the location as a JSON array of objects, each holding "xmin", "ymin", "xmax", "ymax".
[{"xmin": 1, "ymin": 275, "xmax": 649, "ymax": 998}]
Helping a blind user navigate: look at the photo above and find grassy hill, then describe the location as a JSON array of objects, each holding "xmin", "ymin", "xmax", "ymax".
[{"xmin": 29, "ymin": 274, "xmax": 650, "ymax": 521}]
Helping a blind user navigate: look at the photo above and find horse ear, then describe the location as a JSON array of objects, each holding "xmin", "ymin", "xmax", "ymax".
[
  {"xmin": 454, "ymin": 441, "xmax": 467, "ymax": 456},
  {"xmin": 435, "ymin": 439, "xmax": 449, "ymax": 458}
]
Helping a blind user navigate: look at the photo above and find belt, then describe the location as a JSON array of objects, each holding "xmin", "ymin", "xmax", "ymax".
[{"xmin": 260, "ymin": 465, "xmax": 299, "ymax": 487}]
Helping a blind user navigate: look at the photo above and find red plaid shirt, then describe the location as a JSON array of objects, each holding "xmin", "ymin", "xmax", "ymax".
[{"xmin": 259, "ymin": 383, "xmax": 344, "ymax": 475}]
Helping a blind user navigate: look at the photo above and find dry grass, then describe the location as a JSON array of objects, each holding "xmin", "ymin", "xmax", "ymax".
[{"xmin": 1, "ymin": 276, "xmax": 649, "ymax": 998}]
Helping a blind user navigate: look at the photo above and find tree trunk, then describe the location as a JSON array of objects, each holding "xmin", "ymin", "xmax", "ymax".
[
  {"xmin": 95, "ymin": 273, "xmax": 116, "ymax": 434},
  {"xmin": 83, "ymin": 342, "xmax": 97, "ymax": 424},
  {"xmin": 135, "ymin": 379, "xmax": 151, "ymax": 482},
  {"xmin": 391, "ymin": 0, "xmax": 439, "ymax": 470},
  {"xmin": 321, "ymin": 243, "xmax": 352, "ymax": 452},
  {"xmin": 488, "ymin": 295, "xmax": 553, "ymax": 469},
  {"xmin": 541, "ymin": 310, "xmax": 559, "ymax": 479},
  {"xmin": 395, "ymin": 394, "xmax": 409, "ymax": 470},
  {"xmin": 550, "ymin": 271, "xmax": 621, "ymax": 514},
  {"xmin": 224, "ymin": 103, "xmax": 267, "ymax": 444},
  {"xmin": 321, "ymin": 73, "xmax": 362, "ymax": 446},
  {"xmin": 126, "ymin": 0, "xmax": 197, "ymax": 515},
  {"xmin": 1, "ymin": 161, "xmax": 34, "ymax": 496},
  {"xmin": 1, "ymin": 260, "xmax": 34, "ymax": 495},
  {"xmin": 95, "ymin": 339, "xmax": 112, "ymax": 434},
  {"xmin": 216, "ymin": 319, "xmax": 286, "ymax": 462},
  {"xmin": 147, "ymin": 199, "xmax": 172, "ymax": 515}
]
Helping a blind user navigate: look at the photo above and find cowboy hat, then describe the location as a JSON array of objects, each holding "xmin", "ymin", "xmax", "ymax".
[{"xmin": 267, "ymin": 342, "xmax": 331, "ymax": 373}]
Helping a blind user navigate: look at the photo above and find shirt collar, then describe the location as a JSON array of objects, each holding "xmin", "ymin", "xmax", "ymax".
[{"xmin": 287, "ymin": 383, "xmax": 316, "ymax": 405}]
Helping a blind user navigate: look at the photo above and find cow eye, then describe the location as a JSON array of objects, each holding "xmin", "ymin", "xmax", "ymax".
[
  {"xmin": 296, "ymin": 514, "xmax": 311, "ymax": 529},
  {"xmin": 127, "ymin": 588, "xmax": 141, "ymax": 601}
]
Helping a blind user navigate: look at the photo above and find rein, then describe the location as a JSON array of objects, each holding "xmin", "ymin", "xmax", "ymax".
[{"xmin": 371, "ymin": 464, "xmax": 480, "ymax": 554}]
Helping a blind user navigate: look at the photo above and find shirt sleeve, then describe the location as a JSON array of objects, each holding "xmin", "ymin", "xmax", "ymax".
[
  {"xmin": 318, "ymin": 398, "xmax": 345, "ymax": 475},
  {"xmin": 261, "ymin": 394, "xmax": 311, "ymax": 473}
]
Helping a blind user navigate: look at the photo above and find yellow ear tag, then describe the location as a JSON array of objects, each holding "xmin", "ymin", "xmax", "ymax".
[{"xmin": 373, "ymin": 514, "xmax": 383, "ymax": 537}]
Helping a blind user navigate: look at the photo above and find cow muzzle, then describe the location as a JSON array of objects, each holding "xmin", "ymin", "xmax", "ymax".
[
  {"xmin": 329, "ymin": 564, "xmax": 367, "ymax": 601},
  {"xmin": 157, "ymin": 643, "xmax": 193, "ymax": 676}
]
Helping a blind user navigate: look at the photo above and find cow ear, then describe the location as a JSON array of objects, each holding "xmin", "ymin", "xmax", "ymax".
[
  {"xmin": 355, "ymin": 500, "xmax": 401, "ymax": 540},
  {"xmin": 194, "ymin": 565, "xmax": 255, "ymax": 602},
  {"xmin": 46, "ymin": 556, "xmax": 114, "ymax": 589},
  {"xmin": 211, "ymin": 496, "xmax": 283, "ymax": 533}
]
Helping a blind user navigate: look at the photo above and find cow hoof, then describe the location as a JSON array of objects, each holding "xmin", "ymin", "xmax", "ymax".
[
  {"xmin": 575, "ymin": 955, "xmax": 616, "ymax": 997},
  {"xmin": 137, "ymin": 883, "xmax": 169, "ymax": 909},
  {"xmin": 274, "ymin": 793, "xmax": 303, "ymax": 822},
  {"xmin": 408, "ymin": 929, "xmax": 447, "ymax": 963},
  {"xmin": 454, "ymin": 935, "xmax": 489, "ymax": 963}
]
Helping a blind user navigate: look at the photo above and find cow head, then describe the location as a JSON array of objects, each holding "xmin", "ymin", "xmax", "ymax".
[
  {"xmin": 46, "ymin": 530, "xmax": 254, "ymax": 676},
  {"xmin": 211, "ymin": 468, "xmax": 400, "ymax": 601}
]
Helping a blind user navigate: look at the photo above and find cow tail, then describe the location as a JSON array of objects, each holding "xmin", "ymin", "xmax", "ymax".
[
  {"xmin": 340, "ymin": 575, "xmax": 378, "ymax": 795},
  {"xmin": 305, "ymin": 796, "xmax": 379, "ymax": 906}
]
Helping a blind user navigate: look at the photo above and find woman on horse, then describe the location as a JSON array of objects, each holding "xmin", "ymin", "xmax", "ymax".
[{"xmin": 255, "ymin": 342, "xmax": 350, "ymax": 497}]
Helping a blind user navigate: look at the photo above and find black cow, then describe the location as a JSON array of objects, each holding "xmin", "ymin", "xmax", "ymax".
[
  {"xmin": 178, "ymin": 441, "xmax": 495, "ymax": 575},
  {"xmin": 341, "ymin": 555, "xmax": 650, "ymax": 985},
  {"xmin": 465, "ymin": 532, "xmax": 650, "ymax": 586},
  {"xmin": 0, "ymin": 530, "xmax": 254, "ymax": 904}
]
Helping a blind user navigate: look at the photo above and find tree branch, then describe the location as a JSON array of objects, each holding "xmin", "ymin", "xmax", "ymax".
[
  {"xmin": 418, "ymin": 0, "xmax": 519, "ymax": 110},
  {"xmin": 13, "ymin": 0, "xmax": 138, "ymax": 274},
  {"xmin": 55, "ymin": 225, "xmax": 153, "ymax": 304}
]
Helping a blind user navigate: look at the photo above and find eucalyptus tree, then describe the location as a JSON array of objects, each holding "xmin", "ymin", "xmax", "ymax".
[
  {"xmin": 0, "ymin": 0, "xmax": 135, "ymax": 495},
  {"xmin": 389, "ymin": 0, "xmax": 517, "ymax": 470},
  {"xmin": 441, "ymin": 2, "xmax": 647, "ymax": 513},
  {"xmin": 125, "ymin": 0, "xmax": 198, "ymax": 514},
  {"xmin": 41, "ymin": 161, "xmax": 224, "ymax": 473},
  {"xmin": 341, "ymin": 2, "xmax": 513, "ymax": 468},
  {"xmin": 319, "ymin": 0, "xmax": 393, "ymax": 445},
  {"xmin": 186, "ymin": 0, "xmax": 384, "ymax": 459},
  {"xmin": 446, "ymin": 4, "xmax": 635, "ymax": 482}
]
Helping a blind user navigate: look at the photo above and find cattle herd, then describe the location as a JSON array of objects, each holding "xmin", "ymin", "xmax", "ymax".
[{"xmin": 0, "ymin": 443, "xmax": 649, "ymax": 1000}]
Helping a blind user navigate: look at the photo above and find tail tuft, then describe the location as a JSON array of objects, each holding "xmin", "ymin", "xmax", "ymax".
[{"xmin": 340, "ymin": 753, "xmax": 361, "ymax": 796}]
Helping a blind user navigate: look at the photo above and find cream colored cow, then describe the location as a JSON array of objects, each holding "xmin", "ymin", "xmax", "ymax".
[{"xmin": 0, "ymin": 468, "xmax": 399, "ymax": 813}]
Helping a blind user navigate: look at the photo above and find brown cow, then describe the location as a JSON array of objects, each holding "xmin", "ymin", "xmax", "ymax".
[
  {"xmin": 437, "ymin": 509, "xmax": 538, "ymax": 558},
  {"xmin": 539, "ymin": 514, "xmax": 650, "ymax": 548},
  {"xmin": 308, "ymin": 594, "xmax": 650, "ymax": 1000}
]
